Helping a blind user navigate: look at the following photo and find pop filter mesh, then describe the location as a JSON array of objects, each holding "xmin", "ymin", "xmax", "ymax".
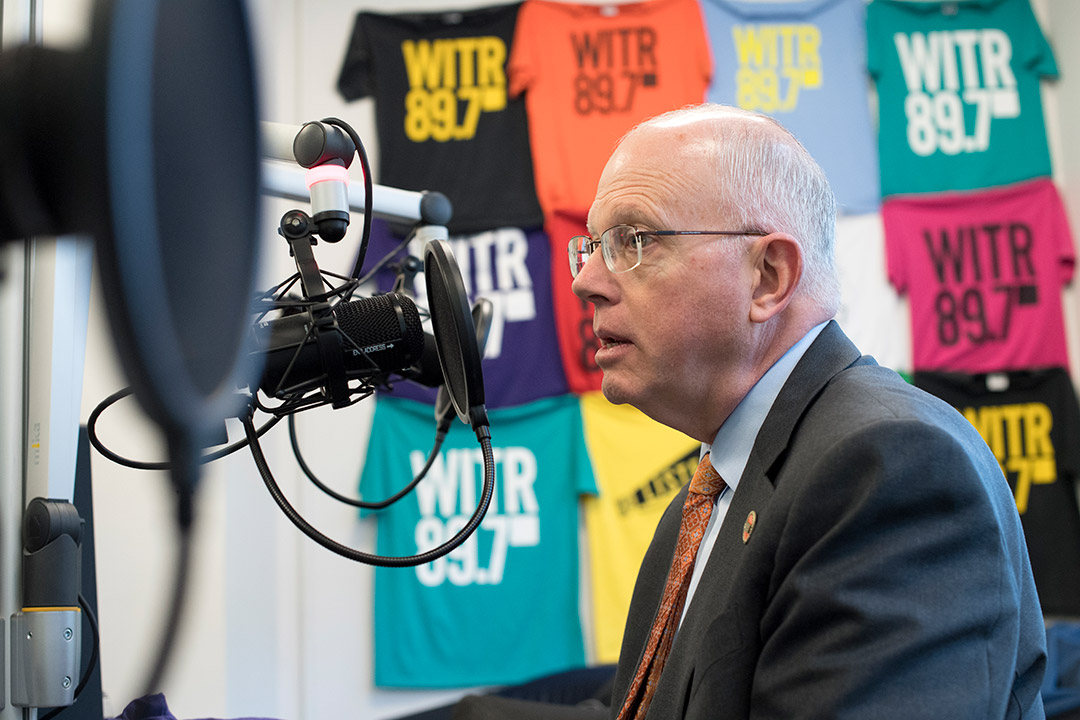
[{"xmin": 424, "ymin": 239, "xmax": 484, "ymax": 422}]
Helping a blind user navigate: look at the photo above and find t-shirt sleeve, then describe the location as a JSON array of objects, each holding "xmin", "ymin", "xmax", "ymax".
[
  {"xmin": 506, "ymin": 1, "xmax": 536, "ymax": 99},
  {"xmin": 865, "ymin": 1, "xmax": 881, "ymax": 80},
  {"xmin": 570, "ymin": 399, "xmax": 599, "ymax": 497},
  {"xmin": 1053, "ymin": 187, "xmax": 1076, "ymax": 285},
  {"xmin": 1021, "ymin": 1, "xmax": 1058, "ymax": 78},
  {"xmin": 881, "ymin": 202, "xmax": 910, "ymax": 294},
  {"xmin": 337, "ymin": 12, "xmax": 376, "ymax": 102},
  {"xmin": 689, "ymin": 0, "xmax": 714, "ymax": 90}
]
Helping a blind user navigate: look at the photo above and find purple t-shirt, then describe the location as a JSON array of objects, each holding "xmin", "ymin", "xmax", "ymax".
[{"xmin": 364, "ymin": 219, "xmax": 567, "ymax": 408}]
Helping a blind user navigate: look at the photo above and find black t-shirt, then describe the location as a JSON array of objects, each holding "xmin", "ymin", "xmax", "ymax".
[
  {"xmin": 337, "ymin": 3, "xmax": 542, "ymax": 235},
  {"xmin": 916, "ymin": 367, "xmax": 1080, "ymax": 616}
]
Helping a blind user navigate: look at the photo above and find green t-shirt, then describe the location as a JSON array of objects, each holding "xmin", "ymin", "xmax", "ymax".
[
  {"xmin": 868, "ymin": 0, "xmax": 1057, "ymax": 196},
  {"xmin": 360, "ymin": 394, "xmax": 596, "ymax": 687}
]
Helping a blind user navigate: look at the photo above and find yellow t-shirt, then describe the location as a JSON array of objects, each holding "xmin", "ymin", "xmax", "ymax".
[{"xmin": 580, "ymin": 391, "xmax": 699, "ymax": 663}]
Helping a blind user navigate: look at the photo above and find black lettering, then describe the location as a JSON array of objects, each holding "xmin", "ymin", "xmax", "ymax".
[
  {"xmin": 617, "ymin": 28, "xmax": 635, "ymax": 67},
  {"xmin": 967, "ymin": 227, "xmax": 981, "ymax": 283},
  {"xmin": 983, "ymin": 223, "xmax": 1003, "ymax": 279},
  {"xmin": 637, "ymin": 27, "xmax": 657, "ymax": 68},
  {"xmin": 571, "ymin": 32, "xmax": 603, "ymax": 70},
  {"xmin": 1009, "ymin": 223, "xmax": 1035, "ymax": 279},
  {"xmin": 924, "ymin": 228, "xmax": 969, "ymax": 283}
]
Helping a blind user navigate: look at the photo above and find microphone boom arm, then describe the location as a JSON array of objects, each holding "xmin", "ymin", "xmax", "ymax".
[{"xmin": 260, "ymin": 160, "xmax": 452, "ymax": 227}]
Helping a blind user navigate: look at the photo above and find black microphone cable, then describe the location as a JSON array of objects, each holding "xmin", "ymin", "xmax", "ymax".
[
  {"xmin": 287, "ymin": 406, "xmax": 451, "ymax": 511},
  {"xmin": 311, "ymin": 116, "xmax": 373, "ymax": 287},
  {"xmin": 244, "ymin": 406, "xmax": 494, "ymax": 568},
  {"xmin": 87, "ymin": 386, "xmax": 282, "ymax": 471}
]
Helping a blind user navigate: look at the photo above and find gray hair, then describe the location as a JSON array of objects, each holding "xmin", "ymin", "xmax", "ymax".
[{"xmin": 630, "ymin": 104, "xmax": 840, "ymax": 315}]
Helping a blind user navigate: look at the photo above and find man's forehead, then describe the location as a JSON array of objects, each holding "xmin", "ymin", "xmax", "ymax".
[{"xmin": 613, "ymin": 125, "xmax": 722, "ymax": 173}]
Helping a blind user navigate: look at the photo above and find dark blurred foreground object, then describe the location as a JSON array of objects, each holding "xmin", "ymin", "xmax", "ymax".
[
  {"xmin": 0, "ymin": 0, "xmax": 262, "ymax": 471},
  {"xmin": 0, "ymin": 0, "xmax": 262, "ymax": 698}
]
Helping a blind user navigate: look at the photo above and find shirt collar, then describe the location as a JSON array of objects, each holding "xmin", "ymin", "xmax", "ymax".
[{"xmin": 703, "ymin": 321, "xmax": 828, "ymax": 491}]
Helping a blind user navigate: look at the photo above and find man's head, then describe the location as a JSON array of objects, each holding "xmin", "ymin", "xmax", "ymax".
[{"xmin": 571, "ymin": 103, "xmax": 840, "ymax": 441}]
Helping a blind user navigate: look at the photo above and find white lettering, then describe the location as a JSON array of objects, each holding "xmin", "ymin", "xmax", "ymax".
[{"xmin": 412, "ymin": 445, "xmax": 542, "ymax": 587}]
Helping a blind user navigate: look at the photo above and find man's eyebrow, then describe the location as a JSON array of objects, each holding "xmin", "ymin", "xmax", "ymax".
[{"xmin": 603, "ymin": 207, "xmax": 659, "ymax": 230}]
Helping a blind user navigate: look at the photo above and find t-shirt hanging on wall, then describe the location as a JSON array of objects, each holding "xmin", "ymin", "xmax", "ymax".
[
  {"xmin": 365, "ymin": 219, "xmax": 568, "ymax": 409},
  {"xmin": 508, "ymin": 0, "xmax": 712, "ymax": 217},
  {"xmin": 883, "ymin": 178, "xmax": 1075, "ymax": 373},
  {"xmin": 360, "ymin": 395, "xmax": 596, "ymax": 687},
  {"xmin": 914, "ymin": 368, "xmax": 1080, "ymax": 616},
  {"xmin": 701, "ymin": 0, "xmax": 879, "ymax": 214},
  {"xmin": 336, "ymin": 4, "xmax": 543, "ymax": 233},
  {"xmin": 546, "ymin": 209, "xmax": 603, "ymax": 394},
  {"xmin": 579, "ymin": 391, "xmax": 700, "ymax": 663},
  {"xmin": 867, "ymin": 0, "xmax": 1058, "ymax": 197}
]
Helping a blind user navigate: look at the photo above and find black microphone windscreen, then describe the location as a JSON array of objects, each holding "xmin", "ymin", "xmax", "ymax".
[
  {"xmin": 333, "ymin": 293, "xmax": 426, "ymax": 372},
  {"xmin": 257, "ymin": 292, "xmax": 425, "ymax": 397}
]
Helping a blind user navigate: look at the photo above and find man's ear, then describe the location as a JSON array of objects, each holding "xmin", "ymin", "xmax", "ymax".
[{"xmin": 749, "ymin": 233, "xmax": 802, "ymax": 323}]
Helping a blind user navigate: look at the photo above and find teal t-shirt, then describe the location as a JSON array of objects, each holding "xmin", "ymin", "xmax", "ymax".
[
  {"xmin": 867, "ymin": 0, "xmax": 1057, "ymax": 197},
  {"xmin": 360, "ymin": 395, "xmax": 597, "ymax": 687}
]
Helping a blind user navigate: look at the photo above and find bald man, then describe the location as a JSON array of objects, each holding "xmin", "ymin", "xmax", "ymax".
[{"xmin": 456, "ymin": 104, "xmax": 1046, "ymax": 720}]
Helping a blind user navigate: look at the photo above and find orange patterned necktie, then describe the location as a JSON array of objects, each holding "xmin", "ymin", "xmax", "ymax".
[{"xmin": 616, "ymin": 452, "xmax": 726, "ymax": 720}]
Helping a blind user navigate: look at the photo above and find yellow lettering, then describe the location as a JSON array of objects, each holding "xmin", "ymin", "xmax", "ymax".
[
  {"xmin": 402, "ymin": 40, "xmax": 435, "ymax": 89},
  {"xmin": 403, "ymin": 36, "xmax": 508, "ymax": 143},
  {"xmin": 963, "ymin": 402, "xmax": 1058, "ymax": 515},
  {"xmin": 733, "ymin": 26, "xmax": 767, "ymax": 66},
  {"xmin": 1024, "ymin": 402, "xmax": 1053, "ymax": 457},
  {"xmin": 964, "ymin": 405, "xmax": 1005, "ymax": 461},
  {"xmin": 1008, "ymin": 456, "xmax": 1032, "ymax": 514},
  {"xmin": 798, "ymin": 25, "xmax": 821, "ymax": 67},
  {"xmin": 476, "ymin": 36, "xmax": 506, "ymax": 88},
  {"xmin": 779, "ymin": 26, "xmax": 796, "ymax": 66},
  {"xmin": 455, "ymin": 38, "xmax": 478, "ymax": 88},
  {"xmin": 435, "ymin": 40, "xmax": 456, "ymax": 88},
  {"xmin": 1000, "ymin": 404, "xmax": 1026, "ymax": 460}
]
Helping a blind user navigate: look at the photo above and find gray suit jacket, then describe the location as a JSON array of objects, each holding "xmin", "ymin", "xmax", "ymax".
[
  {"xmin": 454, "ymin": 322, "xmax": 1046, "ymax": 720},
  {"xmin": 610, "ymin": 321, "xmax": 1046, "ymax": 719}
]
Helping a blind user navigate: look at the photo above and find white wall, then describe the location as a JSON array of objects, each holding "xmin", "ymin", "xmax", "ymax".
[{"xmin": 67, "ymin": 1, "xmax": 1080, "ymax": 719}]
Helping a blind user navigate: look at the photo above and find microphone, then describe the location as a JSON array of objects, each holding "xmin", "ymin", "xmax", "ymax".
[{"xmin": 254, "ymin": 293, "xmax": 425, "ymax": 397}]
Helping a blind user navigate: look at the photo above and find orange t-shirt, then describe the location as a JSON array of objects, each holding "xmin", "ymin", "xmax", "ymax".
[{"xmin": 508, "ymin": 0, "xmax": 712, "ymax": 217}]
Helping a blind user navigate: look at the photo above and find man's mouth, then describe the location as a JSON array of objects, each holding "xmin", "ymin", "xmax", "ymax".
[{"xmin": 598, "ymin": 334, "xmax": 629, "ymax": 349}]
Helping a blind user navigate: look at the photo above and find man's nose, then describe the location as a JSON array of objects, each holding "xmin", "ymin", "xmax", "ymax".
[{"xmin": 571, "ymin": 250, "xmax": 609, "ymax": 302}]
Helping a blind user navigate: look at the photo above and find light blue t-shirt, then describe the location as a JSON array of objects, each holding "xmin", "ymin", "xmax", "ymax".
[
  {"xmin": 702, "ymin": 0, "xmax": 880, "ymax": 214},
  {"xmin": 360, "ymin": 394, "xmax": 596, "ymax": 687}
]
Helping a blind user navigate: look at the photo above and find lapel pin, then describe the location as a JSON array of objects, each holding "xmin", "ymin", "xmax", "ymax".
[{"xmin": 742, "ymin": 510, "xmax": 757, "ymax": 544}]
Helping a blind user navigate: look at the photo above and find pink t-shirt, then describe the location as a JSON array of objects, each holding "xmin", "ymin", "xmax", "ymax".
[{"xmin": 884, "ymin": 178, "xmax": 1075, "ymax": 373}]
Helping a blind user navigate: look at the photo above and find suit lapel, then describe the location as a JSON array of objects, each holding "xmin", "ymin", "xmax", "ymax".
[
  {"xmin": 699, "ymin": 321, "xmax": 863, "ymax": 571},
  {"xmin": 656, "ymin": 322, "xmax": 866, "ymax": 709}
]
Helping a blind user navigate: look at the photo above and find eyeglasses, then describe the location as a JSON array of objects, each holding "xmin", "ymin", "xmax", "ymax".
[{"xmin": 568, "ymin": 224, "xmax": 766, "ymax": 278}]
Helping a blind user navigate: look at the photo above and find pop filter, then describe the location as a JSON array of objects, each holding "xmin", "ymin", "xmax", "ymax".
[
  {"xmin": 435, "ymin": 298, "xmax": 493, "ymax": 426},
  {"xmin": 96, "ymin": 0, "xmax": 262, "ymax": 455},
  {"xmin": 423, "ymin": 239, "xmax": 486, "ymax": 428},
  {"xmin": 0, "ymin": 0, "xmax": 262, "ymax": 458}
]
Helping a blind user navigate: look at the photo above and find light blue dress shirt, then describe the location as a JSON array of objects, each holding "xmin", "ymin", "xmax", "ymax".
[{"xmin": 680, "ymin": 321, "xmax": 828, "ymax": 628}]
